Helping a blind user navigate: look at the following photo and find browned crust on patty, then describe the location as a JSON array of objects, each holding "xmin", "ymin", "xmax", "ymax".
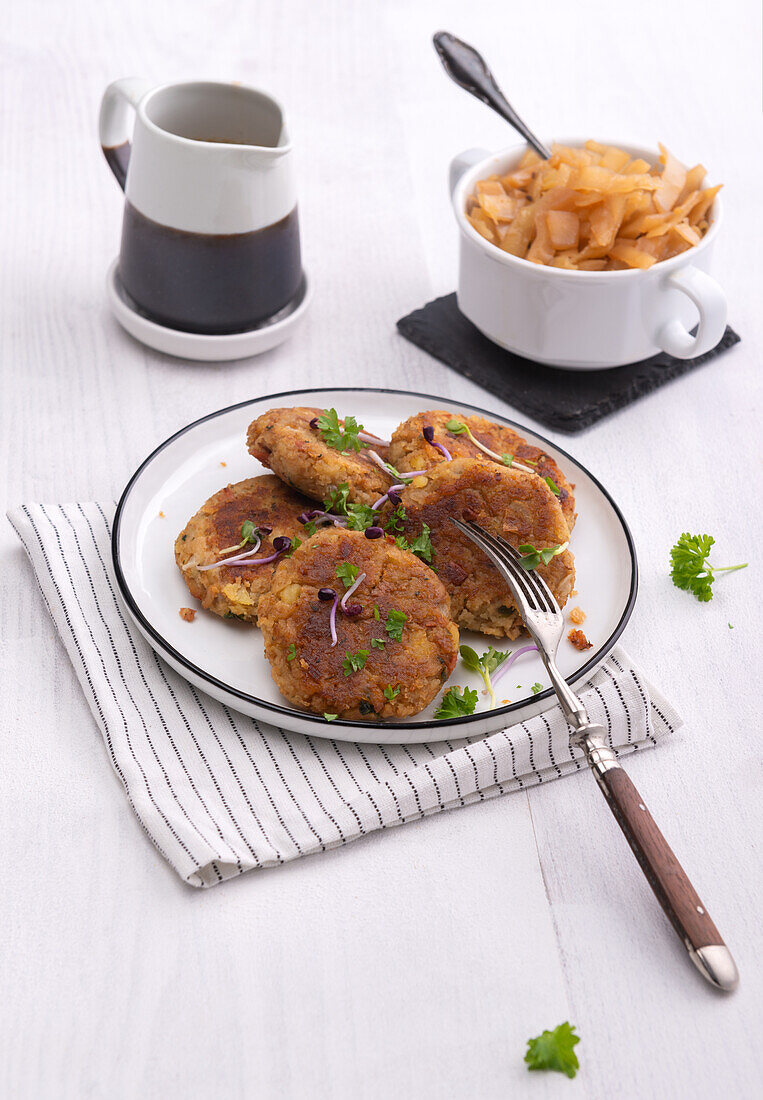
[
  {"xmin": 174, "ymin": 475, "xmax": 313, "ymax": 623},
  {"xmin": 388, "ymin": 409, "xmax": 576, "ymax": 531},
  {"xmin": 258, "ymin": 529, "xmax": 459, "ymax": 720},
  {"xmin": 247, "ymin": 406, "xmax": 392, "ymax": 506},
  {"xmin": 400, "ymin": 457, "xmax": 575, "ymax": 638}
]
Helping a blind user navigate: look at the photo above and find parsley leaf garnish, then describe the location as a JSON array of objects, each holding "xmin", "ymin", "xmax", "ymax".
[
  {"xmin": 518, "ymin": 543, "xmax": 564, "ymax": 571},
  {"xmin": 217, "ymin": 519, "xmax": 263, "ymax": 555},
  {"xmin": 323, "ymin": 713, "xmax": 338, "ymax": 722},
  {"xmin": 531, "ymin": 682, "xmax": 543, "ymax": 695},
  {"xmin": 408, "ymin": 523, "xmax": 434, "ymax": 564},
  {"xmin": 459, "ymin": 644, "xmax": 508, "ymax": 709},
  {"xmin": 544, "ymin": 476, "xmax": 560, "ymax": 496},
  {"xmin": 323, "ymin": 483, "xmax": 350, "ymax": 515},
  {"xmin": 434, "ymin": 685, "xmax": 479, "ymax": 720},
  {"xmin": 384, "ymin": 503, "xmax": 407, "ymax": 533},
  {"xmin": 373, "ymin": 605, "xmax": 380, "ymax": 621},
  {"xmin": 285, "ymin": 537, "xmax": 302, "ymax": 557},
  {"xmin": 346, "ymin": 502, "xmax": 376, "ymax": 531},
  {"xmin": 316, "ymin": 408, "xmax": 365, "ymax": 453},
  {"xmin": 385, "ymin": 608, "xmax": 407, "ymax": 642},
  {"xmin": 384, "ymin": 685, "xmax": 400, "ymax": 701},
  {"xmin": 525, "ymin": 1021, "xmax": 580, "ymax": 1079},
  {"xmin": 342, "ymin": 649, "xmax": 370, "ymax": 676},
  {"xmin": 286, "ymin": 643, "xmax": 296, "ymax": 662},
  {"xmin": 321, "ymin": 484, "xmax": 376, "ymax": 531},
  {"xmin": 371, "ymin": 638, "xmax": 386, "ymax": 649},
  {"xmin": 670, "ymin": 532, "xmax": 748, "ymax": 602},
  {"xmin": 335, "ymin": 561, "xmax": 360, "ymax": 588}
]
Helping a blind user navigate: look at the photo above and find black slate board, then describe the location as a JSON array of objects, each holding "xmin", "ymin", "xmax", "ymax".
[{"xmin": 397, "ymin": 292, "xmax": 740, "ymax": 433}]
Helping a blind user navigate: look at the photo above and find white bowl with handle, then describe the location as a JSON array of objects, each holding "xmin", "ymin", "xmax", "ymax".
[{"xmin": 450, "ymin": 139, "xmax": 726, "ymax": 370}]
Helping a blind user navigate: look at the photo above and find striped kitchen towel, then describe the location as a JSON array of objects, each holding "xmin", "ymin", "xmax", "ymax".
[{"xmin": 8, "ymin": 502, "xmax": 681, "ymax": 888}]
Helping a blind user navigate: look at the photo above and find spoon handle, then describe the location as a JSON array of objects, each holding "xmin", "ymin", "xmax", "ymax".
[{"xmin": 433, "ymin": 32, "xmax": 551, "ymax": 160}]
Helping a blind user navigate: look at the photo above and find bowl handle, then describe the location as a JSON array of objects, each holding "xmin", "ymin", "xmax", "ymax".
[
  {"xmin": 655, "ymin": 265, "xmax": 727, "ymax": 360},
  {"xmin": 449, "ymin": 147, "xmax": 489, "ymax": 199}
]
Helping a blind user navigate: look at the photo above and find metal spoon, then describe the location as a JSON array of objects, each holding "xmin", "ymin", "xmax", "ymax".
[{"xmin": 433, "ymin": 31, "xmax": 551, "ymax": 160}]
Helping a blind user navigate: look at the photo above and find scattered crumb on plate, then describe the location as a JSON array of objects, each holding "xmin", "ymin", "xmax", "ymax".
[
  {"xmin": 220, "ymin": 461, "xmax": 227, "ymax": 467},
  {"xmin": 571, "ymin": 589, "xmax": 578, "ymax": 597},
  {"xmin": 179, "ymin": 607, "xmax": 197, "ymax": 622},
  {"xmin": 568, "ymin": 628, "xmax": 592, "ymax": 651},
  {"xmin": 159, "ymin": 510, "xmax": 165, "ymax": 518},
  {"xmin": 569, "ymin": 606, "xmax": 586, "ymax": 624}
]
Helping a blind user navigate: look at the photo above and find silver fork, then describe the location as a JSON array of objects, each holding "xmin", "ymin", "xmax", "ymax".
[{"xmin": 452, "ymin": 517, "xmax": 739, "ymax": 992}]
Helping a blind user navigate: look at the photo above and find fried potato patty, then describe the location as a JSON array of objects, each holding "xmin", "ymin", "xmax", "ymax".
[
  {"xmin": 247, "ymin": 406, "xmax": 392, "ymax": 506},
  {"xmin": 388, "ymin": 410, "xmax": 576, "ymax": 530},
  {"xmin": 400, "ymin": 457, "xmax": 575, "ymax": 638},
  {"xmin": 258, "ymin": 529, "xmax": 459, "ymax": 721},
  {"xmin": 175, "ymin": 475, "xmax": 312, "ymax": 623}
]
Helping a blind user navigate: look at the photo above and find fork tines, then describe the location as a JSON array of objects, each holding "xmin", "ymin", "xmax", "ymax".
[{"xmin": 450, "ymin": 517, "xmax": 560, "ymax": 617}]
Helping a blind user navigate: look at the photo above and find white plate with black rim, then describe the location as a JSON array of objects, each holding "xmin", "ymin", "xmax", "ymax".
[{"xmin": 112, "ymin": 387, "xmax": 637, "ymax": 744}]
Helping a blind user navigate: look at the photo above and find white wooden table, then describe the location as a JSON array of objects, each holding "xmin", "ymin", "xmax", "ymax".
[{"xmin": 2, "ymin": 1, "xmax": 760, "ymax": 1096}]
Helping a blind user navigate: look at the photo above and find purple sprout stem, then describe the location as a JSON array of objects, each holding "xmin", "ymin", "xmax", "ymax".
[
  {"xmin": 340, "ymin": 571, "xmax": 366, "ymax": 611},
  {"xmin": 358, "ymin": 430, "xmax": 391, "ymax": 447},
  {"xmin": 195, "ymin": 537, "xmax": 262, "ymax": 571},
  {"xmin": 371, "ymin": 484, "xmax": 405, "ymax": 510},
  {"xmin": 227, "ymin": 548, "xmax": 285, "ymax": 567},
  {"xmin": 366, "ymin": 449, "xmax": 398, "ymax": 477},
  {"xmin": 492, "ymin": 645, "xmax": 538, "ymax": 686},
  {"xmin": 303, "ymin": 510, "xmax": 347, "ymax": 527},
  {"xmin": 425, "ymin": 436, "xmax": 452, "ymax": 461},
  {"xmin": 329, "ymin": 594, "xmax": 339, "ymax": 647}
]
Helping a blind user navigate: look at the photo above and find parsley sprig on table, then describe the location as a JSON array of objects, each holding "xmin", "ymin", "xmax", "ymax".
[
  {"xmin": 524, "ymin": 1021, "xmax": 580, "ymax": 1079},
  {"xmin": 670, "ymin": 532, "xmax": 748, "ymax": 602},
  {"xmin": 316, "ymin": 408, "xmax": 366, "ymax": 453},
  {"xmin": 434, "ymin": 685, "xmax": 479, "ymax": 720},
  {"xmin": 459, "ymin": 645, "xmax": 508, "ymax": 710}
]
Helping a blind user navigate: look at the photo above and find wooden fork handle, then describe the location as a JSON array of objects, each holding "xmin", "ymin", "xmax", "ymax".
[{"xmin": 576, "ymin": 728, "xmax": 738, "ymax": 991}]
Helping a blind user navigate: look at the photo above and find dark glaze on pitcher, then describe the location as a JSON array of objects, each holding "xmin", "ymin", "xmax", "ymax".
[{"xmin": 117, "ymin": 201, "xmax": 302, "ymax": 334}]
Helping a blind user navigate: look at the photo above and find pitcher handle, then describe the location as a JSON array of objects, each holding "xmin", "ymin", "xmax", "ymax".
[
  {"xmin": 99, "ymin": 78, "xmax": 153, "ymax": 191},
  {"xmin": 654, "ymin": 265, "xmax": 727, "ymax": 360}
]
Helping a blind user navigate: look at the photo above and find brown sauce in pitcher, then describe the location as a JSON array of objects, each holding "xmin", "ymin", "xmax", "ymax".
[{"xmin": 117, "ymin": 201, "xmax": 302, "ymax": 334}]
